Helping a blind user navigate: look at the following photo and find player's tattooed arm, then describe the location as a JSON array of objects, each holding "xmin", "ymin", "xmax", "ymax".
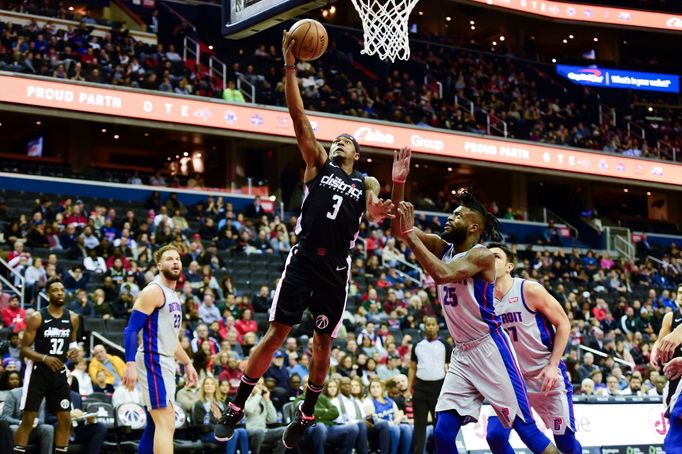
[
  {"xmin": 283, "ymin": 30, "xmax": 327, "ymax": 178},
  {"xmin": 524, "ymin": 281, "xmax": 570, "ymax": 393},
  {"xmin": 364, "ymin": 176, "xmax": 395, "ymax": 223},
  {"xmin": 391, "ymin": 148, "xmax": 447, "ymax": 256},
  {"xmin": 651, "ymin": 312, "xmax": 673, "ymax": 368},
  {"xmin": 397, "ymin": 201, "xmax": 476, "ymax": 282}
]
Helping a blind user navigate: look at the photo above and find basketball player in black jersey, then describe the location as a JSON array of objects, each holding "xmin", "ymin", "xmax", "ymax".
[
  {"xmin": 13, "ymin": 278, "xmax": 79, "ymax": 454},
  {"xmin": 214, "ymin": 30, "xmax": 395, "ymax": 448}
]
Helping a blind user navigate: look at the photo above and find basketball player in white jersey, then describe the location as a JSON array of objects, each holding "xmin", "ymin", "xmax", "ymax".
[
  {"xmin": 391, "ymin": 148, "xmax": 557, "ymax": 454},
  {"xmin": 122, "ymin": 244, "xmax": 198, "ymax": 453},
  {"xmin": 486, "ymin": 243, "xmax": 581, "ymax": 454}
]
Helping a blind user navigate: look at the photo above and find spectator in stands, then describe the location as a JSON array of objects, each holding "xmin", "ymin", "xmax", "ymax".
[
  {"xmin": 176, "ymin": 379, "xmax": 201, "ymax": 413},
  {"xmin": 621, "ymin": 371, "xmax": 644, "ymax": 396},
  {"xmin": 252, "ymin": 285, "xmax": 272, "ymax": 313},
  {"xmin": 263, "ymin": 351, "xmax": 290, "ymax": 404},
  {"xmin": 199, "ymin": 293, "xmax": 221, "ymax": 325},
  {"xmin": 84, "ymin": 248, "xmax": 107, "ymax": 274},
  {"xmin": 235, "ymin": 308, "xmax": 257, "ymax": 337},
  {"xmin": 621, "ymin": 307, "xmax": 645, "ymax": 334},
  {"xmin": 26, "ymin": 220, "xmax": 48, "ymax": 248},
  {"xmin": 64, "ymin": 265, "xmax": 87, "ymax": 291},
  {"xmin": 0, "ymin": 369, "xmax": 21, "ymax": 402},
  {"xmin": 24, "ymin": 256, "xmax": 46, "ymax": 300},
  {"xmin": 191, "ymin": 323, "xmax": 220, "ymax": 354},
  {"xmin": 184, "ymin": 261, "xmax": 203, "ymax": 291},
  {"xmin": 605, "ymin": 375, "xmax": 621, "ymax": 396},
  {"xmin": 71, "ymin": 359, "xmax": 94, "ymax": 396},
  {"xmin": 0, "ymin": 386, "xmax": 54, "ymax": 454},
  {"xmin": 223, "ymin": 80, "xmax": 245, "ymax": 103},
  {"xmin": 6, "ymin": 240, "xmax": 31, "ymax": 277},
  {"xmin": 1, "ymin": 296, "xmax": 25, "ymax": 333},
  {"xmin": 363, "ymin": 378, "xmax": 411, "ymax": 454},
  {"xmin": 89, "ymin": 344, "xmax": 126, "ymax": 387},
  {"xmin": 579, "ymin": 378, "xmax": 594, "ymax": 396},
  {"xmin": 377, "ymin": 354, "xmax": 401, "ymax": 381}
]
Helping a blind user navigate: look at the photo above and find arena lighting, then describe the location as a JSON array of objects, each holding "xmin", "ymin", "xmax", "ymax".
[
  {"xmin": 471, "ymin": 25, "xmax": 476, "ymax": 30},
  {"xmin": 208, "ymin": 45, "xmax": 214, "ymax": 50},
  {"xmin": 446, "ymin": 16, "xmax": 452, "ymax": 21},
  {"xmin": 552, "ymin": 58, "xmax": 557, "ymax": 63},
  {"xmin": 101, "ymin": 128, "xmax": 106, "ymax": 133},
  {"xmin": 269, "ymin": 195, "xmax": 277, "ymax": 201},
  {"xmin": 144, "ymin": 132, "xmax": 149, "ymax": 137},
  {"xmin": 470, "ymin": 20, "xmax": 475, "ymax": 24},
  {"xmin": 197, "ymin": 153, "xmax": 202, "ymax": 158},
  {"xmin": 647, "ymin": 192, "xmax": 652, "ymax": 195},
  {"xmin": 492, "ymin": 41, "xmax": 497, "ymax": 46},
  {"xmin": 569, "ymin": 34, "xmax": 574, "ymax": 39},
  {"xmin": 418, "ymin": 11, "xmax": 423, "ymax": 15},
  {"xmin": 35, "ymin": 121, "xmax": 41, "ymax": 125},
  {"xmin": 329, "ymin": 5, "xmax": 336, "ymax": 13},
  {"xmin": 367, "ymin": 158, "xmax": 373, "ymax": 162},
  {"xmin": 648, "ymin": 107, "xmax": 654, "ymax": 111},
  {"xmin": 562, "ymin": 39, "xmax": 568, "ymax": 43},
  {"xmin": 68, "ymin": 6, "xmax": 73, "ymax": 10},
  {"xmin": 499, "ymin": 36, "xmax": 505, "ymax": 41},
  {"xmin": 447, "ymin": 167, "xmax": 453, "ymax": 171},
  {"xmin": 322, "ymin": 9, "xmax": 328, "ymax": 17},
  {"xmin": 593, "ymin": 37, "xmax": 599, "ymax": 42},
  {"xmin": 624, "ymin": 188, "xmax": 629, "ymax": 192},
  {"xmin": 114, "ymin": 134, "xmax": 120, "ymax": 139}
]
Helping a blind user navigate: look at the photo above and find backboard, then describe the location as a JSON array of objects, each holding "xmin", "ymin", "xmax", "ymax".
[{"xmin": 222, "ymin": 0, "xmax": 336, "ymax": 39}]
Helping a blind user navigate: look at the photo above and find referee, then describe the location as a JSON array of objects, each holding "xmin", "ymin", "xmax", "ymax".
[{"xmin": 408, "ymin": 316, "xmax": 451, "ymax": 454}]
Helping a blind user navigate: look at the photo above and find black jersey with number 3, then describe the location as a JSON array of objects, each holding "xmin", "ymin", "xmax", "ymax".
[
  {"xmin": 34, "ymin": 307, "xmax": 73, "ymax": 364},
  {"xmin": 295, "ymin": 159, "xmax": 366, "ymax": 252}
]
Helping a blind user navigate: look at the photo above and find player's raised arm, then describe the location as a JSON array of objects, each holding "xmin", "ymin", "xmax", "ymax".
[
  {"xmin": 391, "ymin": 146, "xmax": 447, "ymax": 257},
  {"xmin": 651, "ymin": 312, "xmax": 673, "ymax": 368},
  {"xmin": 523, "ymin": 281, "xmax": 571, "ymax": 393},
  {"xmin": 122, "ymin": 284, "xmax": 164, "ymax": 390},
  {"xmin": 283, "ymin": 30, "xmax": 327, "ymax": 178},
  {"xmin": 396, "ymin": 201, "xmax": 494, "ymax": 284}
]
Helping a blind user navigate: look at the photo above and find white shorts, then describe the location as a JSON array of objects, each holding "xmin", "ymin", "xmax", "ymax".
[
  {"xmin": 135, "ymin": 351, "xmax": 176, "ymax": 410},
  {"xmin": 524, "ymin": 362, "xmax": 576, "ymax": 435},
  {"xmin": 436, "ymin": 329, "xmax": 534, "ymax": 428}
]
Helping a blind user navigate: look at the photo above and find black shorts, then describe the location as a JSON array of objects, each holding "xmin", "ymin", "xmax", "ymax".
[
  {"xmin": 23, "ymin": 363, "xmax": 71, "ymax": 413},
  {"xmin": 269, "ymin": 244, "xmax": 350, "ymax": 337}
]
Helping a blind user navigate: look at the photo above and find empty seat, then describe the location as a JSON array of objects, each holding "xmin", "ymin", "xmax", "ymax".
[
  {"xmin": 83, "ymin": 318, "xmax": 107, "ymax": 333},
  {"xmin": 106, "ymin": 319, "xmax": 127, "ymax": 332}
]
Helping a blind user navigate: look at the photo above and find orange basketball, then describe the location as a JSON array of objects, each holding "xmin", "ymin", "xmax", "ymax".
[{"xmin": 287, "ymin": 19, "xmax": 328, "ymax": 62}]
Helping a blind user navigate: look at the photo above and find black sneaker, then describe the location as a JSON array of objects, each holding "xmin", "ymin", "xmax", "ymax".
[
  {"xmin": 214, "ymin": 402, "xmax": 244, "ymax": 442},
  {"xmin": 282, "ymin": 402, "xmax": 316, "ymax": 449}
]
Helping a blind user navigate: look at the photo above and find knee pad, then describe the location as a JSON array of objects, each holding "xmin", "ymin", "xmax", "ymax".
[
  {"xmin": 486, "ymin": 417, "xmax": 514, "ymax": 454},
  {"xmin": 512, "ymin": 418, "xmax": 551, "ymax": 454},
  {"xmin": 554, "ymin": 431, "xmax": 582, "ymax": 454}
]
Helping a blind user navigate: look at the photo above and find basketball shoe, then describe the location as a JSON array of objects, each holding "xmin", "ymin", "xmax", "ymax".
[
  {"xmin": 282, "ymin": 402, "xmax": 316, "ymax": 449},
  {"xmin": 214, "ymin": 402, "xmax": 244, "ymax": 441}
]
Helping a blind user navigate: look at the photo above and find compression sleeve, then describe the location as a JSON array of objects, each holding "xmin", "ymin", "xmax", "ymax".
[{"xmin": 124, "ymin": 309, "xmax": 148, "ymax": 362}]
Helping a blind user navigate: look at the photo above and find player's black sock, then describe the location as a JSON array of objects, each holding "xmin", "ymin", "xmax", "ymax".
[
  {"xmin": 55, "ymin": 447, "xmax": 69, "ymax": 453},
  {"xmin": 13, "ymin": 446, "xmax": 28, "ymax": 454},
  {"xmin": 300, "ymin": 381, "xmax": 324, "ymax": 417},
  {"xmin": 232, "ymin": 373, "xmax": 260, "ymax": 409}
]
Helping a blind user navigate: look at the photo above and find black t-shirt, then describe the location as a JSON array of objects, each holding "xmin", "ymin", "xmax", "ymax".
[
  {"xmin": 296, "ymin": 159, "xmax": 366, "ymax": 253},
  {"xmin": 34, "ymin": 307, "xmax": 72, "ymax": 364}
]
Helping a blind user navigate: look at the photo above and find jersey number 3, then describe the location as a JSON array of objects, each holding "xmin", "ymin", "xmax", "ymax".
[
  {"xmin": 326, "ymin": 195, "xmax": 343, "ymax": 220},
  {"xmin": 49, "ymin": 338, "xmax": 64, "ymax": 355}
]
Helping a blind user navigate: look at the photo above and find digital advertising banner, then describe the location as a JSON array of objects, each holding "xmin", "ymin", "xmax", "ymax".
[
  {"xmin": 1, "ymin": 73, "xmax": 682, "ymax": 188},
  {"xmin": 556, "ymin": 65, "xmax": 680, "ymax": 93}
]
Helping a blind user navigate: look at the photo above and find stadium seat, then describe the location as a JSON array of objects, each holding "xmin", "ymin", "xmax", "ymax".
[
  {"xmin": 84, "ymin": 392, "xmax": 113, "ymax": 404},
  {"xmin": 173, "ymin": 405, "xmax": 204, "ymax": 452},
  {"xmin": 106, "ymin": 319, "xmax": 127, "ymax": 333},
  {"xmin": 83, "ymin": 317, "xmax": 107, "ymax": 333},
  {"xmin": 85, "ymin": 401, "xmax": 116, "ymax": 429},
  {"xmin": 281, "ymin": 402, "xmax": 294, "ymax": 425}
]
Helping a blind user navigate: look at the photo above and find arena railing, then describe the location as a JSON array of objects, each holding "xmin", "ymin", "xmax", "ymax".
[
  {"xmin": 577, "ymin": 344, "xmax": 636, "ymax": 370},
  {"xmin": 0, "ymin": 256, "xmax": 25, "ymax": 308}
]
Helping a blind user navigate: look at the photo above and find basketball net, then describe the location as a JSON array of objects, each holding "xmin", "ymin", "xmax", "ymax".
[{"xmin": 350, "ymin": 0, "xmax": 420, "ymax": 62}]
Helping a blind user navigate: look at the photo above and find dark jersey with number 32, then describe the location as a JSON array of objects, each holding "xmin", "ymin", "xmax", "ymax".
[
  {"xmin": 295, "ymin": 159, "xmax": 366, "ymax": 252},
  {"xmin": 34, "ymin": 307, "xmax": 73, "ymax": 364}
]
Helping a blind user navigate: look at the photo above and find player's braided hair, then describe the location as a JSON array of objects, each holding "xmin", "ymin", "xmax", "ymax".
[{"xmin": 453, "ymin": 187, "xmax": 503, "ymax": 243}]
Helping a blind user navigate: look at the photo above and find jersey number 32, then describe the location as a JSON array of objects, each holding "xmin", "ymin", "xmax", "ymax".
[{"xmin": 49, "ymin": 338, "xmax": 65, "ymax": 355}]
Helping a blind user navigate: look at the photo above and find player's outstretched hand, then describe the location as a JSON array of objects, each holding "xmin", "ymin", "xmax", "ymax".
[
  {"xmin": 282, "ymin": 30, "xmax": 295, "ymax": 66},
  {"xmin": 123, "ymin": 362, "xmax": 137, "ymax": 391},
  {"xmin": 185, "ymin": 363, "xmax": 199, "ymax": 388},
  {"xmin": 657, "ymin": 329, "xmax": 682, "ymax": 363},
  {"xmin": 43, "ymin": 355, "xmax": 64, "ymax": 372},
  {"xmin": 536, "ymin": 363, "xmax": 559, "ymax": 394},
  {"xmin": 650, "ymin": 344, "xmax": 660, "ymax": 368},
  {"xmin": 392, "ymin": 146, "xmax": 412, "ymax": 183},
  {"xmin": 663, "ymin": 357, "xmax": 682, "ymax": 381},
  {"xmin": 396, "ymin": 201, "xmax": 415, "ymax": 238},
  {"xmin": 368, "ymin": 197, "xmax": 395, "ymax": 222}
]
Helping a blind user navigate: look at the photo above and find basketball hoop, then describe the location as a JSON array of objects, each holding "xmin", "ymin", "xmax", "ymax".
[{"xmin": 350, "ymin": 0, "xmax": 420, "ymax": 62}]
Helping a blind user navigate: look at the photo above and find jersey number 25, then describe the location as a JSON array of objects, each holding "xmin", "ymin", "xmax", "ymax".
[{"xmin": 443, "ymin": 288, "xmax": 459, "ymax": 307}]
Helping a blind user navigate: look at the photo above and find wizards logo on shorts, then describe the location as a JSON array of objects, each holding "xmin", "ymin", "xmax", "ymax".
[{"xmin": 315, "ymin": 315, "xmax": 329, "ymax": 330}]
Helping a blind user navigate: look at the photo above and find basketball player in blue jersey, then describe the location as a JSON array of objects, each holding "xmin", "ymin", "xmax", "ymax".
[
  {"xmin": 485, "ymin": 243, "xmax": 581, "ymax": 454},
  {"xmin": 122, "ymin": 244, "xmax": 198, "ymax": 454},
  {"xmin": 391, "ymin": 148, "xmax": 557, "ymax": 454},
  {"xmin": 213, "ymin": 30, "xmax": 395, "ymax": 448}
]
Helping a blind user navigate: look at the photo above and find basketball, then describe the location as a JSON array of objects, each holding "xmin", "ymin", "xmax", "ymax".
[{"xmin": 287, "ymin": 19, "xmax": 328, "ymax": 62}]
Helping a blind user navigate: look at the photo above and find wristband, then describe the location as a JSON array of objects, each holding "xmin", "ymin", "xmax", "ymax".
[
  {"xmin": 284, "ymin": 64, "xmax": 296, "ymax": 69},
  {"xmin": 392, "ymin": 179, "xmax": 406, "ymax": 184},
  {"xmin": 69, "ymin": 342, "xmax": 78, "ymax": 350},
  {"xmin": 42, "ymin": 354, "xmax": 47, "ymax": 362},
  {"xmin": 401, "ymin": 228, "xmax": 414, "ymax": 234}
]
